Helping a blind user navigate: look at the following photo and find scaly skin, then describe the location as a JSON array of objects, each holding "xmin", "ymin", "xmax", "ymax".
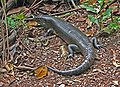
[{"xmin": 27, "ymin": 15, "xmax": 96, "ymax": 76}]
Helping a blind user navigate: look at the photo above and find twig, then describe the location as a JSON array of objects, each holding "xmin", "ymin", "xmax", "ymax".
[
  {"xmin": 3, "ymin": 0, "xmax": 10, "ymax": 63},
  {"xmin": 0, "ymin": 68, "xmax": 7, "ymax": 73},
  {"xmin": 105, "ymin": 0, "xmax": 117, "ymax": 9},
  {"xmin": 71, "ymin": 0, "xmax": 77, "ymax": 8},
  {"xmin": 29, "ymin": 0, "xmax": 37, "ymax": 8},
  {"xmin": 1, "ymin": 0, "xmax": 7, "ymax": 65},
  {"xmin": 29, "ymin": 0, "xmax": 44, "ymax": 10},
  {"xmin": 0, "ymin": 30, "xmax": 17, "ymax": 59},
  {"xmin": 19, "ymin": 40, "xmax": 32, "ymax": 54},
  {"xmin": 16, "ymin": 65, "xmax": 35, "ymax": 71},
  {"xmin": 40, "ymin": 35, "xmax": 56, "ymax": 41},
  {"xmin": 50, "ymin": 7, "xmax": 85, "ymax": 16}
]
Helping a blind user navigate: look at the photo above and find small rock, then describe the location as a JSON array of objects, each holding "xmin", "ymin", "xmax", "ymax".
[
  {"xmin": 113, "ymin": 81, "xmax": 119, "ymax": 85},
  {"xmin": 0, "ymin": 82, "xmax": 4, "ymax": 87},
  {"xmin": 59, "ymin": 84, "xmax": 65, "ymax": 87},
  {"xmin": 56, "ymin": 81, "xmax": 62, "ymax": 85}
]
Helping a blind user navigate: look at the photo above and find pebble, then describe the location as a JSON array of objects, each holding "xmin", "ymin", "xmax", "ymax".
[{"xmin": 59, "ymin": 84, "xmax": 65, "ymax": 87}]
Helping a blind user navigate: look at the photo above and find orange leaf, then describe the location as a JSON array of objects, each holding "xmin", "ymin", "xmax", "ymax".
[
  {"xmin": 88, "ymin": 0, "xmax": 97, "ymax": 5},
  {"xmin": 5, "ymin": 63, "xmax": 15, "ymax": 76},
  {"xmin": 27, "ymin": 21, "xmax": 38, "ymax": 28},
  {"xmin": 34, "ymin": 66, "xmax": 48, "ymax": 79}
]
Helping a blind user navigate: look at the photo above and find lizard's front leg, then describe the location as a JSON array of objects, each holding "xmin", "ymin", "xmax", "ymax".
[{"xmin": 91, "ymin": 37, "xmax": 103, "ymax": 49}]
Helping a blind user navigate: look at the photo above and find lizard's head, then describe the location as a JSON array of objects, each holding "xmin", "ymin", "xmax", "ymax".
[
  {"xmin": 25, "ymin": 15, "xmax": 55, "ymax": 27},
  {"xmin": 33, "ymin": 15, "xmax": 54, "ymax": 27}
]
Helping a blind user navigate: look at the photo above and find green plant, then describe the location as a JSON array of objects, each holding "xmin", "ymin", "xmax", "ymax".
[
  {"xmin": 80, "ymin": 0, "xmax": 120, "ymax": 34},
  {"xmin": 4, "ymin": 12, "xmax": 26, "ymax": 29}
]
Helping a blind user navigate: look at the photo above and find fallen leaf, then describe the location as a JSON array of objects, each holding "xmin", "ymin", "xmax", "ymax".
[
  {"xmin": 34, "ymin": 66, "xmax": 48, "ymax": 79},
  {"xmin": 60, "ymin": 45, "xmax": 67, "ymax": 57},
  {"xmin": 42, "ymin": 4, "xmax": 56, "ymax": 11},
  {"xmin": 0, "ymin": 82, "xmax": 4, "ymax": 87},
  {"xmin": 88, "ymin": 0, "xmax": 97, "ymax": 5},
  {"xmin": 86, "ymin": 18, "xmax": 92, "ymax": 28},
  {"xmin": 86, "ymin": 28, "xmax": 96, "ymax": 36},
  {"xmin": 59, "ymin": 84, "xmax": 65, "ymax": 87},
  {"xmin": 111, "ymin": 49, "xmax": 120, "ymax": 68},
  {"xmin": 27, "ymin": 21, "xmax": 38, "ymax": 28},
  {"xmin": 7, "ymin": 6, "xmax": 28, "ymax": 16},
  {"xmin": 112, "ymin": 60, "xmax": 120, "ymax": 68},
  {"xmin": 80, "ymin": 0, "xmax": 88, "ymax": 3},
  {"xmin": 93, "ymin": 69, "xmax": 104, "ymax": 73},
  {"xmin": 86, "ymin": 30, "xmax": 94, "ymax": 36},
  {"xmin": 5, "ymin": 63, "xmax": 15, "ymax": 76},
  {"xmin": 0, "ymin": 68, "xmax": 7, "ymax": 73},
  {"xmin": 113, "ymin": 81, "xmax": 119, "ymax": 85},
  {"xmin": 76, "ymin": 17, "xmax": 86, "ymax": 22}
]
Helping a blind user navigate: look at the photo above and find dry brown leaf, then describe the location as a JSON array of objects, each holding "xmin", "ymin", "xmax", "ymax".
[
  {"xmin": 27, "ymin": 21, "xmax": 38, "ymax": 28},
  {"xmin": 0, "ymin": 81, "xmax": 4, "ymax": 87},
  {"xmin": 111, "ymin": 49, "xmax": 120, "ymax": 68},
  {"xmin": 80, "ymin": 0, "xmax": 97, "ymax": 4},
  {"xmin": 93, "ymin": 69, "xmax": 104, "ymax": 73},
  {"xmin": 88, "ymin": 0, "xmax": 97, "ymax": 5},
  {"xmin": 80, "ymin": 0, "xmax": 88, "ymax": 3},
  {"xmin": 59, "ymin": 84, "xmax": 65, "ymax": 87},
  {"xmin": 112, "ymin": 60, "xmax": 120, "ymax": 68},
  {"xmin": 86, "ymin": 31, "xmax": 94, "ymax": 36},
  {"xmin": 42, "ymin": 4, "xmax": 56, "ymax": 11},
  {"xmin": 60, "ymin": 45, "xmax": 67, "ymax": 57},
  {"xmin": 85, "ymin": 28, "xmax": 96, "ymax": 36},
  {"xmin": 7, "ymin": 6, "xmax": 28, "ymax": 16},
  {"xmin": 5, "ymin": 63, "xmax": 15, "ymax": 76},
  {"xmin": 0, "ymin": 68, "xmax": 7, "ymax": 73},
  {"xmin": 113, "ymin": 81, "xmax": 119, "ymax": 85},
  {"xmin": 34, "ymin": 66, "xmax": 48, "ymax": 79},
  {"xmin": 86, "ymin": 18, "xmax": 92, "ymax": 27}
]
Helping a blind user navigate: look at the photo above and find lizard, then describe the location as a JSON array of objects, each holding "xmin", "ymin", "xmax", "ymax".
[{"xmin": 26, "ymin": 15, "xmax": 102, "ymax": 76}]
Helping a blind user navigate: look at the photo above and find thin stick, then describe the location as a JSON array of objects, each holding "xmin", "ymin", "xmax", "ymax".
[
  {"xmin": 29, "ymin": 0, "xmax": 37, "ymax": 8},
  {"xmin": 19, "ymin": 40, "xmax": 32, "ymax": 54},
  {"xmin": 16, "ymin": 65, "xmax": 35, "ymax": 71},
  {"xmin": 105, "ymin": 0, "xmax": 117, "ymax": 9},
  {"xmin": 50, "ymin": 7, "xmax": 85, "ymax": 16},
  {"xmin": 0, "ymin": 22, "xmax": 5, "ymax": 65},
  {"xmin": 1, "ymin": 0, "xmax": 6, "ymax": 65},
  {"xmin": 29, "ymin": 0, "xmax": 43, "ymax": 10},
  {"xmin": 71, "ymin": 0, "xmax": 76, "ymax": 8},
  {"xmin": 2, "ymin": 0, "xmax": 9, "ymax": 64}
]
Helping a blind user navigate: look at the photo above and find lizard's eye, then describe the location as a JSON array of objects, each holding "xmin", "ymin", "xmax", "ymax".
[{"xmin": 42, "ymin": 22, "xmax": 46, "ymax": 25}]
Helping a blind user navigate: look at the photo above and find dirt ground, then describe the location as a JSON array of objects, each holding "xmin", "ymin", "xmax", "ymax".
[{"xmin": 0, "ymin": 1, "xmax": 120, "ymax": 87}]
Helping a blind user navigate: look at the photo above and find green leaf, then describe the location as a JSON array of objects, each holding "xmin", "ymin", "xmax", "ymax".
[
  {"xmin": 102, "ymin": 8, "xmax": 112, "ymax": 20},
  {"xmin": 104, "ymin": 28, "xmax": 111, "ymax": 34},
  {"xmin": 88, "ymin": 15, "xmax": 96, "ymax": 22},
  {"xmin": 6, "ymin": 17, "xmax": 16, "ymax": 28},
  {"xmin": 102, "ymin": 8, "xmax": 112, "ymax": 16},
  {"xmin": 80, "ymin": 5, "xmax": 98, "ymax": 13},
  {"xmin": 109, "ymin": 23, "xmax": 120, "ymax": 29},
  {"xmin": 16, "ymin": 13, "xmax": 25, "ymax": 20},
  {"xmin": 98, "ymin": 0, "xmax": 104, "ymax": 7},
  {"xmin": 88, "ymin": 15, "xmax": 99, "ymax": 25}
]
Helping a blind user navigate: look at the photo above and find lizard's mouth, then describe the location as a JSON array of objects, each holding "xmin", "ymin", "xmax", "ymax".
[
  {"xmin": 24, "ymin": 15, "xmax": 48, "ymax": 27},
  {"xmin": 24, "ymin": 16, "xmax": 36, "ymax": 21}
]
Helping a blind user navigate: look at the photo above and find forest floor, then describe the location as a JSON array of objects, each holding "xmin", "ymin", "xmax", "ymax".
[{"xmin": 0, "ymin": 1, "xmax": 120, "ymax": 87}]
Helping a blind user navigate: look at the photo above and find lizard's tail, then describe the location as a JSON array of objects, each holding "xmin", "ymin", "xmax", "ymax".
[{"xmin": 47, "ymin": 47, "xmax": 95, "ymax": 76}]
